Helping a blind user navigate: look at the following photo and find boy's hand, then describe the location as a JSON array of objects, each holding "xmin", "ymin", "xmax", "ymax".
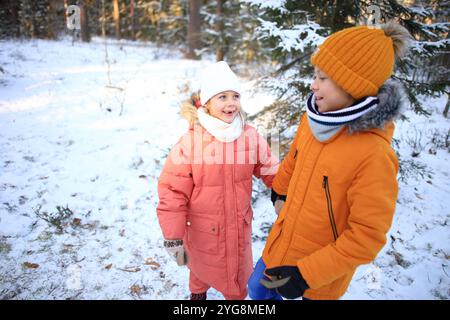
[
  {"xmin": 274, "ymin": 200, "xmax": 284, "ymax": 215},
  {"xmin": 260, "ymin": 265, "xmax": 309, "ymax": 299},
  {"xmin": 271, "ymin": 189, "xmax": 286, "ymax": 215},
  {"xmin": 164, "ymin": 239, "xmax": 188, "ymax": 266}
]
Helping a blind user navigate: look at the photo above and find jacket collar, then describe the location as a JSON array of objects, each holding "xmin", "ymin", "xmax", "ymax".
[
  {"xmin": 347, "ymin": 79, "xmax": 406, "ymax": 135},
  {"xmin": 307, "ymin": 80, "xmax": 406, "ymax": 143}
]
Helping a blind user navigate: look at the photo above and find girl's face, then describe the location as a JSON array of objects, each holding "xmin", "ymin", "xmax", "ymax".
[
  {"xmin": 310, "ymin": 67, "xmax": 355, "ymax": 113},
  {"xmin": 205, "ymin": 91, "xmax": 241, "ymax": 123}
]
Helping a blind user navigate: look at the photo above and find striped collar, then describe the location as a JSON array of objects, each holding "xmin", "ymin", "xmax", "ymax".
[{"xmin": 306, "ymin": 93, "xmax": 379, "ymax": 126}]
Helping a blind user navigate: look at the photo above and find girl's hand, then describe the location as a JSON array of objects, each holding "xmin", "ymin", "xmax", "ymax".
[
  {"xmin": 274, "ymin": 200, "xmax": 284, "ymax": 215},
  {"xmin": 163, "ymin": 239, "xmax": 188, "ymax": 266}
]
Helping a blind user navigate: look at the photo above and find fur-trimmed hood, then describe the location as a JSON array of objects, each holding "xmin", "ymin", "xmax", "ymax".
[
  {"xmin": 347, "ymin": 79, "xmax": 407, "ymax": 134},
  {"xmin": 180, "ymin": 101, "xmax": 199, "ymax": 128}
]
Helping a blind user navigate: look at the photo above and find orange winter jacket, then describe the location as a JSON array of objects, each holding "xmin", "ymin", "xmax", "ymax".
[
  {"xmin": 157, "ymin": 124, "xmax": 279, "ymax": 296},
  {"xmin": 263, "ymin": 82, "xmax": 402, "ymax": 299}
]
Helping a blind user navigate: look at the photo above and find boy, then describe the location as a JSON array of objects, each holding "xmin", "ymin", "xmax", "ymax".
[{"xmin": 249, "ymin": 22, "xmax": 412, "ymax": 300}]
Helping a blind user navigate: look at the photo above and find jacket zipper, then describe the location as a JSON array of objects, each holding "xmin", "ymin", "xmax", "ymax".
[
  {"xmin": 231, "ymin": 143, "xmax": 239, "ymax": 288},
  {"xmin": 322, "ymin": 176, "xmax": 338, "ymax": 241},
  {"xmin": 231, "ymin": 164, "xmax": 239, "ymax": 287}
]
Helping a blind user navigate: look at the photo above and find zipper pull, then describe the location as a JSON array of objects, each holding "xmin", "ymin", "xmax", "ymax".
[{"xmin": 322, "ymin": 176, "xmax": 327, "ymax": 188}]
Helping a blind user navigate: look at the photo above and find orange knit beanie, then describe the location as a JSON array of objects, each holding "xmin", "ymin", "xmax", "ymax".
[{"xmin": 311, "ymin": 26, "xmax": 395, "ymax": 99}]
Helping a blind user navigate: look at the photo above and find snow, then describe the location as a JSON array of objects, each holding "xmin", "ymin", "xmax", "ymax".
[
  {"xmin": 242, "ymin": 0, "xmax": 288, "ymax": 13},
  {"xmin": 244, "ymin": 0, "xmax": 325, "ymax": 53},
  {"xmin": 256, "ymin": 18, "xmax": 324, "ymax": 53},
  {"xmin": 1, "ymin": 38, "xmax": 449, "ymax": 300}
]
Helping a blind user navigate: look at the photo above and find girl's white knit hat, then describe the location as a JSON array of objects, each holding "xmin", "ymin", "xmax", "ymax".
[{"xmin": 200, "ymin": 61, "xmax": 242, "ymax": 105}]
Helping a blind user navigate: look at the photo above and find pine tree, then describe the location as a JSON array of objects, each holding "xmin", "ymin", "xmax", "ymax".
[
  {"xmin": 158, "ymin": 0, "xmax": 188, "ymax": 47},
  {"xmin": 373, "ymin": 0, "xmax": 450, "ymax": 115},
  {"xmin": 242, "ymin": 0, "xmax": 331, "ymax": 138},
  {"xmin": 202, "ymin": 0, "xmax": 270, "ymax": 68},
  {"xmin": 0, "ymin": 0, "xmax": 20, "ymax": 38},
  {"xmin": 245, "ymin": 0, "xmax": 449, "ymax": 141},
  {"xmin": 17, "ymin": 0, "xmax": 57, "ymax": 39}
]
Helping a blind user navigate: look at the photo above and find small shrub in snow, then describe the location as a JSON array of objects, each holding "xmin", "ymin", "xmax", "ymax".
[
  {"xmin": 34, "ymin": 205, "xmax": 74, "ymax": 234},
  {"xmin": 428, "ymin": 128, "xmax": 450, "ymax": 154},
  {"xmin": 398, "ymin": 158, "xmax": 433, "ymax": 184}
]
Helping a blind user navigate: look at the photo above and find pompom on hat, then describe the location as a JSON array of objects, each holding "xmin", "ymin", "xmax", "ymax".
[
  {"xmin": 199, "ymin": 61, "xmax": 242, "ymax": 105},
  {"xmin": 311, "ymin": 23, "xmax": 410, "ymax": 99}
]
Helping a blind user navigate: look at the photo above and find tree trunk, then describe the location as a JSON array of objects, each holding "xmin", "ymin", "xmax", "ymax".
[
  {"xmin": 79, "ymin": 0, "xmax": 90, "ymax": 42},
  {"xmin": 129, "ymin": 0, "xmax": 135, "ymax": 40},
  {"xmin": 444, "ymin": 94, "xmax": 449, "ymax": 118},
  {"xmin": 48, "ymin": 0, "xmax": 61, "ymax": 39},
  {"xmin": 332, "ymin": 0, "xmax": 343, "ymax": 32},
  {"xmin": 101, "ymin": 0, "xmax": 111, "ymax": 85},
  {"xmin": 64, "ymin": 0, "xmax": 68, "ymax": 28},
  {"xmin": 7, "ymin": 0, "xmax": 21, "ymax": 37},
  {"xmin": 215, "ymin": 0, "xmax": 225, "ymax": 61},
  {"xmin": 113, "ymin": 0, "xmax": 120, "ymax": 39},
  {"xmin": 186, "ymin": 0, "xmax": 202, "ymax": 60}
]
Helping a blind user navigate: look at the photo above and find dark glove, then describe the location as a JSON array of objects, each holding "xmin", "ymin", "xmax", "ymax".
[
  {"xmin": 270, "ymin": 189, "xmax": 286, "ymax": 206},
  {"xmin": 260, "ymin": 265, "xmax": 309, "ymax": 299}
]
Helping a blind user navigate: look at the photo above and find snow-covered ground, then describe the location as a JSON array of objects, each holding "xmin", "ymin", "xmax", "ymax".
[{"xmin": 0, "ymin": 38, "xmax": 448, "ymax": 300}]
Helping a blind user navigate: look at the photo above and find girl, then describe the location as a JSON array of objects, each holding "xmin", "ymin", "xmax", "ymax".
[
  {"xmin": 248, "ymin": 22, "xmax": 412, "ymax": 300},
  {"xmin": 156, "ymin": 61, "xmax": 279, "ymax": 300}
]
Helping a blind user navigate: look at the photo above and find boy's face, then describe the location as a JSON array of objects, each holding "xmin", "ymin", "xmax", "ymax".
[
  {"xmin": 310, "ymin": 67, "xmax": 355, "ymax": 113},
  {"xmin": 205, "ymin": 91, "xmax": 241, "ymax": 124}
]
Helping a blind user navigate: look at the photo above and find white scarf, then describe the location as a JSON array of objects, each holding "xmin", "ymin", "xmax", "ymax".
[{"xmin": 197, "ymin": 107, "xmax": 244, "ymax": 143}]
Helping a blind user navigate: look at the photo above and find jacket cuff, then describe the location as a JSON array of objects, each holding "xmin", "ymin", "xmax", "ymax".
[
  {"xmin": 164, "ymin": 239, "xmax": 183, "ymax": 248},
  {"xmin": 271, "ymin": 189, "xmax": 287, "ymax": 206},
  {"xmin": 297, "ymin": 268, "xmax": 310, "ymax": 290}
]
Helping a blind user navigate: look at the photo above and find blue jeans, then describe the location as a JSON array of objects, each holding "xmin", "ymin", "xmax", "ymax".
[{"xmin": 248, "ymin": 257, "xmax": 283, "ymax": 300}]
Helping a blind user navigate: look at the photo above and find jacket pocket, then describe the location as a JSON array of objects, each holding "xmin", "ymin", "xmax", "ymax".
[
  {"xmin": 186, "ymin": 214, "xmax": 219, "ymax": 254},
  {"xmin": 265, "ymin": 208, "xmax": 286, "ymax": 256},
  {"xmin": 323, "ymin": 176, "xmax": 338, "ymax": 241},
  {"xmin": 290, "ymin": 233, "xmax": 324, "ymax": 256},
  {"xmin": 241, "ymin": 205, "xmax": 253, "ymax": 225},
  {"xmin": 242, "ymin": 206, "xmax": 253, "ymax": 245}
]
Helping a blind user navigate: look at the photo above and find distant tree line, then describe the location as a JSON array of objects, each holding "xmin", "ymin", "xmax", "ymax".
[
  {"xmin": 0, "ymin": 0, "xmax": 262, "ymax": 63},
  {"xmin": 0, "ymin": 0, "xmax": 448, "ymax": 121}
]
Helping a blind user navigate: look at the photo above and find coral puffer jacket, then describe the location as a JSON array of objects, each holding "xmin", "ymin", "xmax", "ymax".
[
  {"xmin": 263, "ymin": 82, "xmax": 402, "ymax": 300},
  {"xmin": 157, "ymin": 124, "xmax": 279, "ymax": 296}
]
